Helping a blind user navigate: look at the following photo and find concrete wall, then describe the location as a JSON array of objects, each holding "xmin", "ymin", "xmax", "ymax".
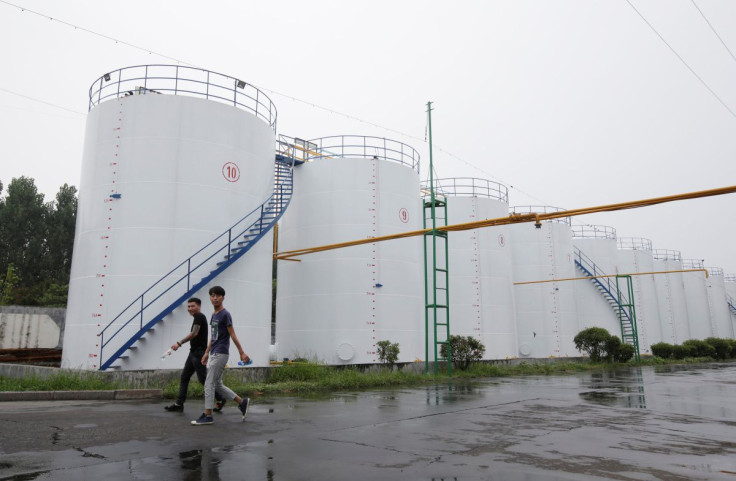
[{"xmin": 0, "ymin": 306, "xmax": 66, "ymax": 349}]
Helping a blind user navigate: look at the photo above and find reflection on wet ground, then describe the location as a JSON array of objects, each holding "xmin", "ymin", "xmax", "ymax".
[
  {"xmin": 579, "ymin": 367, "xmax": 647, "ymax": 408},
  {"xmin": 1, "ymin": 362, "xmax": 735, "ymax": 480}
]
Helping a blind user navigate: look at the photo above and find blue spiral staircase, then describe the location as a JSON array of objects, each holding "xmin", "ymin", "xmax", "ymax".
[
  {"xmin": 728, "ymin": 296, "xmax": 736, "ymax": 317},
  {"xmin": 573, "ymin": 247, "xmax": 640, "ymax": 355},
  {"xmin": 98, "ymin": 141, "xmax": 298, "ymax": 370}
]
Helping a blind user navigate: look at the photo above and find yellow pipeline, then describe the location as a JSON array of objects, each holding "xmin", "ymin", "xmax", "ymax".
[
  {"xmin": 277, "ymin": 142, "xmax": 330, "ymax": 162},
  {"xmin": 513, "ymin": 268, "xmax": 709, "ymax": 286},
  {"xmin": 274, "ymin": 185, "xmax": 736, "ymax": 260}
]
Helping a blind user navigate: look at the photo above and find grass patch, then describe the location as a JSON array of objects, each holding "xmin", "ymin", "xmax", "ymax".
[
  {"xmin": 3, "ymin": 356, "xmax": 726, "ymax": 399},
  {"xmin": 0, "ymin": 372, "xmax": 120, "ymax": 391}
]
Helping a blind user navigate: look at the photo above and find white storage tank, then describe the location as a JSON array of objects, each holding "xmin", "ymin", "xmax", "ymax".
[
  {"xmin": 652, "ymin": 250, "xmax": 690, "ymax": 344},
  {"xmin": 616, "ymin": 237, "xmax": 661, "ymax": 353},
  {"xmin": 571, "ymin": 225, "xmax": 621, "ymax": 337},
  {"xmin": 705, "ymin": 267, "xmax": 734, "ymax": 339},
  {"xmin": 64, "ymin": 65, "xmax": 277, "ymax": 370},
  {"xmin": 276, "ymin": 136, "xmax": 423, "ymax": 364},
  {"xmin": 508, "ymin": 206, "xmax": 578, "ymax": 358},
  {"xmin": 427, "ymin": 178, "xmax": 517, "ymax": 360},
  {"xmin": 682, "ymin": 259, "xmax": 712, "ymax": 340}
]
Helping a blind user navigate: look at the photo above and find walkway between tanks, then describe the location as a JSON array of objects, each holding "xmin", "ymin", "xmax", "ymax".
[{"xmin": 1, "ymin": 363, "xmax": 736, "ymax": 480}]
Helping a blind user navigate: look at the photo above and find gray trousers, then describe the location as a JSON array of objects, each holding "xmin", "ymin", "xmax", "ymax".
[{"xmin": 204, "ymin": 353, "xmax": 237, "ymax": 410}]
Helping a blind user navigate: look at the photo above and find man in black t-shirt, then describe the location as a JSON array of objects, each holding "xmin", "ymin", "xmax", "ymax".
[{"xmin": 164, "ymin": 297, "xmax": 225, "ymax": 412}]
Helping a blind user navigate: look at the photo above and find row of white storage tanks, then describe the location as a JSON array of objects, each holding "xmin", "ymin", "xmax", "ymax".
[
  {"xmin": 62, "ymin": 67, "xmax": 735, "ymax": 370},
  {"xmin": 275, "ymin": 148, "xmax": 736, "ymax": 364}
]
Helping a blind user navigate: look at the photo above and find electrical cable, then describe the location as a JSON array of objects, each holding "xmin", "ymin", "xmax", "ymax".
[
  {"xmin": 0, "ymin": 87, "xmax": 85, "ymax": 115},
  {"xmin": 0, "ymin": 0, "xmax": 540, "ymax": 206},
  {"xmin": 625, "ymin": 0, "xmax": 736, "ymax": 118},
  {"xmin": 690, "ymin": 0, "xmax": 736, "ymax": 64},
  {"xmin": 0, "ymin": 0, "xmax": 193, "ymax": 67}
]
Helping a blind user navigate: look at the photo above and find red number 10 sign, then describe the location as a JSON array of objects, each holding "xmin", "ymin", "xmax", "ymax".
[{"xmin": 222, "ymin": 162, "xmax": 240, "ymax": 182}]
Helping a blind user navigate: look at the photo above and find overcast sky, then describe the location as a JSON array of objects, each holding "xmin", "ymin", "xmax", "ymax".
[{"xmin": 1, "ymin": 0, "xmax": 734, "ymax": 274}]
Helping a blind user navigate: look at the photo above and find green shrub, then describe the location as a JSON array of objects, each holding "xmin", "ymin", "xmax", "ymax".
[
  {"xmin": 704, "ymin": 337, "xmax": 731, "ymax": 360},
  {"xmin": 613, "ymin": 342, "xmax": 636, "ymax": 363},
  {"xmin": 440, "ymin": 335, "xmax": 485, "ymax": 370},
  {"xmin": 574, "ymin": 327, "xmax": 613, "ymax": 362},
  {"xmin": 376, "ymin": 340, "xmax": 400, "ymax": 365},
  {"xmin": 671, "ymin": 344, "xmax": 695, "ymax": 359},
  {"xmin": 650, "ymin": 342, "xmax": 674, "ymax": 359},
  {"xmin": 604, "ymin": 335, "xmax": 622, "ymax": 362},
  {"xmin": 683, "ymin": 339, "xmax": 716, "ymax": 358}
]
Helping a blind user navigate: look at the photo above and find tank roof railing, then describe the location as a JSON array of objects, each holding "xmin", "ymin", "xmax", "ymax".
[
  {"xmin": 305, "ymin": 136, "xmax": 420, "ymax": 173},
  {"xmin": 682, "ymin": 258, "xmax": 705, "ymax": 269},
  {"xmin": 89, "ymin": 65, "xmax": 277, "ymax": 130},
  {"xmin": 724, "ymin": 274, "xmax": 736, "ymax": 282},
  {"xmin": 653, "ymin": 249, "xmax": 682, "ymax": 261},
  {"xmin": 420, "ymin": 178, "xmax": 509, "ymax": 203},
  {"xmin": 617, "ymin": 237, "xmax": 653, "ymax": 251},
  {"xmin": 510, "ymin": 205, "xmax": 571, "ymax": 226},
  {"xmin": 706, "ymin": 266, "xmax": 724, "ymax": 276},
  {"xmin": 571, "ymin": 224, "xmax": 616, "ymax": 240}
]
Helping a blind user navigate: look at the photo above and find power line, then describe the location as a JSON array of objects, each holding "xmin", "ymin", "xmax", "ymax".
[
  {"xmin": 0, "ymin": 0, "xmax": 193, "ymax": 66},
  {"xmin": 625, "ymin": 0, "xmax": 736, "ymax": 119},
  {"xmin": 0, "ymin": 0, "xmax": 592, "ymax": 207},
  {"xmin": 0, "ymin": 87, "xmax": 85, "ymax": 115},
  {"xmin": 690, "ymin": 0, "xmax": 736, "ymax": 65}
]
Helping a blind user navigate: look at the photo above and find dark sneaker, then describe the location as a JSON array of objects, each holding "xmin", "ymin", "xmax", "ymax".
[
  {"xmin": 213, "ymin": 399, "xmax": 226, "ymax": 413},
  {"xmin": 164, "ymin": 403, "xmax": 183, "ymax": 412},
  {"xmin": 238, "ymin": 398, "xmax": 250, "ymax": 421},
  {"xmin": 191, "ymin": 413, "xmax": 214, "ymax": 426}
]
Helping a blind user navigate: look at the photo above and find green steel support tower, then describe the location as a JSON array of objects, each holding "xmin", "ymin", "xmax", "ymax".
[{"xmin": 423, "ymin": 101, "xmax": 452, "ymax": 375}]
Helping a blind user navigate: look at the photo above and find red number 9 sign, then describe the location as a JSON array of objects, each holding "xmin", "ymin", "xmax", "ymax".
[{"xmin": 398, "ymin": 208, "xmax": 409, "ymax": 223}]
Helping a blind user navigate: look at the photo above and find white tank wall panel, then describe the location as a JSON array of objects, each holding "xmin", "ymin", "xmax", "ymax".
[
  {"xmin": 652, "ymin": 259, "xmax": 678, "ymax": 344},
  {"xmin": 64, "ymin": 94, "xmax": 275, "ymax": 370},
  {"xmin": 276, "ymin": 157, "xmax": 423, "ymax": 364},
  {"xmin": 510, "ymin": 221, "xmax": 578, "ymax": 359},
  {"xmin": 572, "ymin": 238, "xmax": 621, "ymax": 337},
  {"xmin": 446, "ymin": 196, "xmax": 517, "ymax": 360},
  {"xmin": 616, "ymin": 249, "xmax": 661, "ymax": 353},
  {"xmin": 726, "ymin": 279, "xmax": 736, "ymax": 300},
  {"xmin": 659, "ymin": 259, "xmax": 690, "ymax": 343},
  {"xmin": 706, "ymin": 272, "xmax": 734, "ymax": 338},
  {"xmin": 682, "ymin": 263, "xmax": 713, "ymax": 340}
]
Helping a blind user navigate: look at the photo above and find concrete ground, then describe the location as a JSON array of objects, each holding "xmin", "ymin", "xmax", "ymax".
[{"xmin": 1, "ymin": 362, "xmax": 735, "ymax": 481}]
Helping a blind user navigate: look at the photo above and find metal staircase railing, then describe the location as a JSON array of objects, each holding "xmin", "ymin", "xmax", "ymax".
[
  {"xmin": 98, "ymin": 144, "xmax": 297, "ymax": 370},
  {"xmin": 728, "ymin": 296, "xmax": 736, "ymax": 316},
  {"xmin": 573, "ymin": 247, "xmax": 639, "ymax": 352}
]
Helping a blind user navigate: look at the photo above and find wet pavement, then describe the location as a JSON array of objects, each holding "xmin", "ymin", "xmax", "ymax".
[{"xmin": 1, "ymin": 362, "xmax": 736, "ymax": 480}]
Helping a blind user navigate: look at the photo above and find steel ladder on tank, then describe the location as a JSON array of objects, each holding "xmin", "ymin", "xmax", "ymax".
[
  {"xmin": 98, "ymin": 141, "xmax": 299, "ymax": 370},
  {"xmin": 573, "ymin": 246, "xmax": 640, "ymax": 359}
]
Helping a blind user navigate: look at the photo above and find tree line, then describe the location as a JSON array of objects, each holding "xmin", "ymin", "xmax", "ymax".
[{"xmin": 0, "ymin": 176, "xmax": 77, "ymax": 306}]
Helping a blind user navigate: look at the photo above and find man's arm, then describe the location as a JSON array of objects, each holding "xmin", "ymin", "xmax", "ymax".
[
  {"xmin": 171, "ymin": 324, "xmax": 200, "ymax": 351},
  {"xmin": 227, "ymin": 325, "xmax": 249, "ymax": 362},
  {"xmin": 201, "ymin": 339, "xmax": 213, "ymax": 365}
]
